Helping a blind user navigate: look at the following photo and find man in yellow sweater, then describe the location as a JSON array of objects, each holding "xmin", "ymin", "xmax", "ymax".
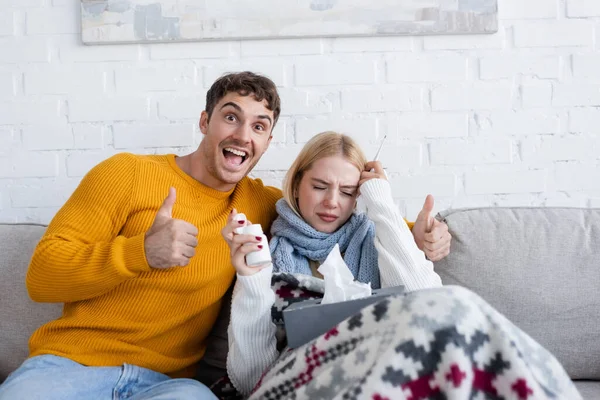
[
  {"xmin": 0, "ymin": 71, "xmax": 451, "ymax": 400},
  {"xmin": 0, "ymin": 72, "xmax": 284, "ymax": 400}
]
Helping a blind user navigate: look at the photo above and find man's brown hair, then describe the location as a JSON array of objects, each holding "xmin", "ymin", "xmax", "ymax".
[{"xmin": 205, "ymin": 71, "xmax": 281, "ymax": 130}]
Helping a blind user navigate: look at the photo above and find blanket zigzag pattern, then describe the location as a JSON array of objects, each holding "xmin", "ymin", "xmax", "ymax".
[{"xmin": 212, "ymin": 276, "xmax": 581, "ymax": 400}]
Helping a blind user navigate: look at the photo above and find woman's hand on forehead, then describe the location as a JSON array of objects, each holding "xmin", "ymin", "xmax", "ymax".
[{"xmin": 359, "ymin": 160, "xmax": 387, "ymax": 186}]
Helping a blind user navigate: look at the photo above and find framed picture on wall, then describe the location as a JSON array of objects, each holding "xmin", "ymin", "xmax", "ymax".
[{"xmin": 80, "ymin": 0, "xmax": 498, "ymax": 45}]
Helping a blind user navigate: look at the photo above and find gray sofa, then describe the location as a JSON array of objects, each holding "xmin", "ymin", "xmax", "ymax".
[{"xmin": 1, "ymin": 207, "xmax": 599, "ymax": 398}]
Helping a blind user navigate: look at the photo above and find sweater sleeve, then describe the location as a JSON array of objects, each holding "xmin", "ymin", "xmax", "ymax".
[
  {"xmin": 26, "ymin": 153, "xmax": 151, "ymax": 303},
  {"xmin": 227, "ymin": 265, "xmax": 279, "ymax": 396},
  {"xmin": 360, "ymin": 179, "xmax": 442, "ymax": 291}
]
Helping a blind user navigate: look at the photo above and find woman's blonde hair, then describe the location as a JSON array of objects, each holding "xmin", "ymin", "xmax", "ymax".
[{"xmin": 283, "ymin": 131, "xmax": 367, "ymax": 216}]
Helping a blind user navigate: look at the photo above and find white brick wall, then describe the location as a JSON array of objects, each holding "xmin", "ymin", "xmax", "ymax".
[
  {"xmin": 567, "ymin": 0, "xmax": 600, "ymax": 17},
  {"xmin": 24, "ymin": 66, "xmax": 106, "ymax": 94},
  {"xmin": 479, "ymin": 55, "xmax": 561, "ymax": 80},
  {"xmin": 113, "ymin": 123, "xmax": 195, "ymax": 149},
  {"xmin": 430, "ymin": 139, "xmax": 513, "ymax": 165},
  {"xmin": 466, "ymin": 169, "xmax": 548, "ymax": 195},
  {"xmin": 0, "ymin": 152, "xmax": 59, "ymax": 178},
  {"xmin": 513, "ymin": 20, "xmax": 594, "ymax": 48},
  {"xmin": 431, "ymin": 82, "xmax": 514, "ymax": 111},
  {"xmin": 68, "ymin": 97, "xmax": 150, "ymax": 122},
  {"xmin": 114, "ymin": 63, "xmax": 197, "ymax": 93},
  {"xmin": 382, "ymin": 113, "xmax": 469, "ymax": 139},
  {"xmin": 1, "ymin": 0, "xmax": 599, "ymax": 224},
  {"xmin": 572, "ymin": 55, "xmax": 600, "ymax": 82},
  {"xmin": 0, "ymin": 11, "xmax": 15, "ymax": 36},
  {"xmin": 295, "ymin": 56, "xmax": 377, "ymax": 86},
  {"xmin": 387, "ymin": 55, "xmax": 468, "ymax": 83},
  {"xmin": 499, "ymin": 0, "xmax": 558, "ymax": 19},
  {"xmin": 0, "ymin": 73, "xmax": 15, "ymax": 98},
  {"xmin": 26, "ymin": 7, "xmax": 78, "ymax": 35},
  {"xmin": 341, "ymin": 86, "xmax": 421, "ymax": 112},
  {"xmin": 521, "ymin": 81, "xmax": 554, "ymax": 108}
]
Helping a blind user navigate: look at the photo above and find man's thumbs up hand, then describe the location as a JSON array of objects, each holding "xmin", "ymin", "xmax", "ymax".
[
  {"xmin": 412, "ymin": 194, "xmax": 452, "ymax": 262},
  {"xmin": 145, "ymin": 187, "xmax": 199, "ymax": 269}
]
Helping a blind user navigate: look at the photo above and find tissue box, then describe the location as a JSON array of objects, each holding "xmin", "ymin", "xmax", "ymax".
[{"xmin": 282, "ymin": 285, "xmax": 405, "ymax": 348}]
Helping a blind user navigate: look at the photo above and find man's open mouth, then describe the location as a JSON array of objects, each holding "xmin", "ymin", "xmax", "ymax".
[{"xmin": 223, "ymin": 147, "xmax": 248, "ymax": 167}]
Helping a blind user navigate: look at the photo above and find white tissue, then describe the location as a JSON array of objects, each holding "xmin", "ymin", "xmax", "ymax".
[{"xmin": 318, "ymin": 244, "xmax": 372, "ymax": 304}]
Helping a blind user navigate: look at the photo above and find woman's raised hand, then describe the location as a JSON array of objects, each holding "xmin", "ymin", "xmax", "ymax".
[
  {"xmin": 359, "ymin": 160, "xmax": 387, "ymax": 187},
  {"xmin": 221, "ymin": 209, "xmax": 269, "ymax": 276}
]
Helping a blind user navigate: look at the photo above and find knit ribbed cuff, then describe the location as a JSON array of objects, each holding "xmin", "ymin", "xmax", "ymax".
[
  {"xmin": 236, "ymin": 264, "xmax": 273, "ymax": 297},
  {"xmin": 120, "ymin": 233, "xmax": 151, "ymax": 275},
  {"xmin": 361, "ymin": 179, "xmax": 413, "ymax": 229},
  {"xmin": 361, "ymin": 178, "xmax": 392, "ymax": 205}
]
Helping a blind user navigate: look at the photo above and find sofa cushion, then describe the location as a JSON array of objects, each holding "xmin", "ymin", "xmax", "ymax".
[
  {"xmin": 0, "ymin": 224, "xmax": 62, "ymax": 381},
  {"xmin": 434, "ymin": 207, "xmax": 600, "ymax": 380},
  {"xmin": 573, "ymin": 381, "xmax": 600, "ymax": 399}
]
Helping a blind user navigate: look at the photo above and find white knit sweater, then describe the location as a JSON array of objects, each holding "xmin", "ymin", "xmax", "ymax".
[{"xmin": 226, "ymin": 179, "xmax": 442, "ymax": 395}]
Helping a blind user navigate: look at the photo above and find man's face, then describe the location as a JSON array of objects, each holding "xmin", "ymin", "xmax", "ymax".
[{"xmin": 199, "ymin": 92, "xmax": 274, "ymax": 190}]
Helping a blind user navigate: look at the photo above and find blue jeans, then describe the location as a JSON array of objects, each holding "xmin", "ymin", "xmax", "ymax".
[{"xmin": 0, "ymin": 355, "xmax": 217, "ymax": 400}]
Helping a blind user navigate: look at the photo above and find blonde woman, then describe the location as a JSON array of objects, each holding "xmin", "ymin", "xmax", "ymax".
[
  {"xmin": 220, "ymin": 132, "xmax": 579, "ymax": 400},
  {"xmin": 223, "ymin": 132, "xmax": 441, "ymax": 393}
]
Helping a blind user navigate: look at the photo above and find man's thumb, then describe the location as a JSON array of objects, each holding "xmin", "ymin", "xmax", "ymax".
[
  {"xmin": 158, "ymin": 187, "xmax": 176, "ymax": 218},
  {"xmin": 422, "ymin": 194, "xmax": 435, "ymax": 232}
]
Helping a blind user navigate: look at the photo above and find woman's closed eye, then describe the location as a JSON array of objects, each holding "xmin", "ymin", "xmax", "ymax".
[
  {"xmin": 341, "ymin": 191, "xmax": 355, "ymax": 197},
  {"xmin": 313, "ymin": 186, "xmax": 326, "ymax": 191}
]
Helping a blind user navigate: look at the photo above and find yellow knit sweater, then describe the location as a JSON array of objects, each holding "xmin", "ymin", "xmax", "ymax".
[{"xmin": 26, "ymin": 153, "xmax": 281, "ymax": 377}]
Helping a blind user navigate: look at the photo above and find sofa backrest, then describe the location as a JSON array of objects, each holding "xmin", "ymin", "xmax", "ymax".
[
  {"xmin": 433, "ymin": 207, "xmax": 600, "ymax": 380},
  {"xmin": 0, "ymin": 223, "xmax": 62, "ymax": 381}
]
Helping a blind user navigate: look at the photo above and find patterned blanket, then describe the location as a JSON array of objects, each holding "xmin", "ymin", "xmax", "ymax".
[{"xmin": 212, "ymin": 275, "xmax": 581, "ymax": 400}]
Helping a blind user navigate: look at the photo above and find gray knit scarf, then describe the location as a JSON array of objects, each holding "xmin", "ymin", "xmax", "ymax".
[{"xmin": 269, "ymin": 198, "xmax": 380, "ymax": 289}]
